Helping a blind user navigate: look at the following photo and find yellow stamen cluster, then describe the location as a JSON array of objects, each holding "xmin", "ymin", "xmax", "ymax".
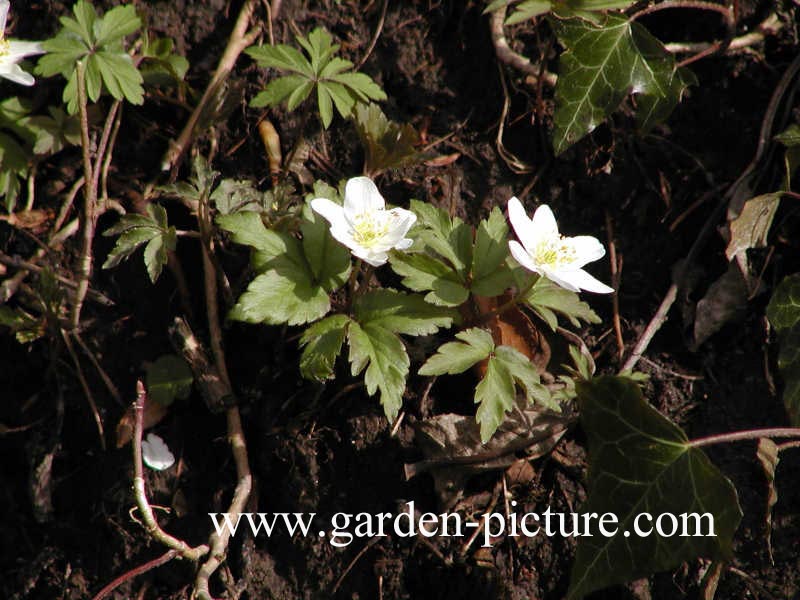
[
  {"xmin": 533, "ymin": 236, "xmax": 576, "ymax": 268},
  {"xmin": 352, "ymin": 213, "xmax": 389, "ymax": 248},
  {"xmin": 0, "ymin": 39, "xmax": 9, "ymax": 56}
]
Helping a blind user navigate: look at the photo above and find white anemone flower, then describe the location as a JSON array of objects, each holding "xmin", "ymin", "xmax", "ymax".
[
  {"xmin": 0, "ymin": 1, "xmax": 45, "ymax": 86},
  {"xmin": 310, "ymin": 176, "xmax": 416, "ymax": 267},
  {"xmin": 141, "ymin": 433, "xmax": 176, "ymax": 471},
  {"xmin": 507, "ymin": 197, "xmax": 613, "ymax": 294}
]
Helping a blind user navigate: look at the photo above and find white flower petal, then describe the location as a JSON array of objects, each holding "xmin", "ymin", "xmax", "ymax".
[
  {"xmin": 394, "ymin": 237, "xmax": 413, "ymax": 250},
  {"xmin": 141, "ymin": 433, "xmax": 175, "ymax": 471},
  {"xmin": 7, "ymin": 40, "xmax": 45, "ymax": 58},
  {"xmin": 507, "ymin": 197, "xmax": 538, "ymax": 252},
  {"xmin": 0, "ymin": 1, "xmax": 9, "ymax": 35},
  {"xmin": 541, "ymin": 268, "xmax": 581, "ymax": 293},
  {"xmin": 563, "ymin": 235, "xmax": 606, "ymax": 269},
  {"xmin": 354, "ymin": 247, "xmax": 388, "ymax": 266},
  {"xmin": 529, "ymin": 204, "xmax": 559, "ymax": 240},
  {"xmin": 0, "ymin": 62, "xmax": 34, "ymax": 86},
  {"xmin": 344, "ymin": 176, "xmax": 384, "ymax": 220},
  {"xmin": 310, "ymin": 197, "xmax": 355, "ymax": 247},
  {"xmin": 508, "ymin": 239, "xmax": 540, "ymax": 274},
  {"xmin": 557, "ymin": 268, "xmax": 614, "ymax": 294}
]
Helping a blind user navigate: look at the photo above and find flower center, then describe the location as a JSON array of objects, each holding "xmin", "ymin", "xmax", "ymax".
[
  {"xmin": 0, "ymin": 39, "xmax": 9, "ymax": 57},
  {"xmin": 533, "ymin": 236, "xmax": 576, "ymax": 268},
  {"xmin": 352, "ymin": 213, "xmax": 389, "ymax": 248}
]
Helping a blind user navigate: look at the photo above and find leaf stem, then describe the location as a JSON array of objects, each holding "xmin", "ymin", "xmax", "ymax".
[
  {"xmin": 688, "ymin": 427, "xmax": 800, "ymax": 449},
  {"xmin": 69, "ymin": 60, "xmax": 98, "ymax": 330}
]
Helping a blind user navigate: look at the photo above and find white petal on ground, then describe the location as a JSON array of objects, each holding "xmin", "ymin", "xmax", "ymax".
[{"xmin": 141, "ymin": 433, "xmax": 176, "ymax": 471}]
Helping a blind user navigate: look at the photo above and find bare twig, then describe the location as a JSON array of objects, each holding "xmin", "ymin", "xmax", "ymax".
[
  {"xmin": 489, "ymin": 6, "xmax": 556, "ymax": 87},
  {"xmin": 161, "ymin": 0, "xmax": 261, "ymax": 174},
  {"xmin": 355, "ymin": 0, "xmax": 389, "ymax": 70},
  {"xmin": 131, "ymin": 380, "xmax": 209, "ymax": 559},
  {"xmin": 664, "ymin": 13, "xmax": 782, "ymax": 55},
  {"xmin": 61, "ymin": 329, "xmax": 105, "ymax": 450},
  {"xmin": 91, "ymin": 550, "xmax": 178, "ymax": 600},
  {"xmin": 689, "ymin": 427, "xmax": 800, "ymax": 449},
  {"xmin": 604, "ymin": 210, "xmax": 624, "ymax": 361}
]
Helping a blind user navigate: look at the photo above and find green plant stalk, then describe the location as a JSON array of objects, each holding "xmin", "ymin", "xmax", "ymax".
[{"xmin": 69, "ymin": 60, "xmax": 97, "ymax": 330}]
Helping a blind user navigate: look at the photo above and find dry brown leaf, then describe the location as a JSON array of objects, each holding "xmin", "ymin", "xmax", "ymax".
[
  {"xmin": 472, "ymin": 293, "xmax": 551, "ymax": 376},
  {"xmin": 756, "ymin": 437, "xmax": 779, "ymax": 563}
]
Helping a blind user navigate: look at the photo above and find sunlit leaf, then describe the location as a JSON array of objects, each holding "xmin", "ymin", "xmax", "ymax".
[
  {"xmin": 347, "ymin": 321, "xmax": 409, "ymax": 421},
  {"xmin": 551, "ymin": 14, "xmax": 693, "ymax": 154}
]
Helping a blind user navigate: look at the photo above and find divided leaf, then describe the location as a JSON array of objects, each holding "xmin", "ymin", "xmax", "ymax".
[
  {"xmin": 36, "ymin": 1, "xmax": 144, "ymax": 113},
  {"xmin": 389, "ymin": 252, "xmax": 469, "ymax": 307},
  {"xmin": 227, "ymin": 233, "xmax": 331, "ymax": 326},
  {"xmin": 246, "ymin": 27, "xmax": 386, "ymax": 128},
  {"xmin": 551, "ymin": 14, "xmax": 694, "ymax": 154},
  {"xmin": 102, "ymin": 203, "xmax": 176, "ymax": 282},
  {"xmin": 421, "ymin": 327, "xmax": 555, "ymax": 442},
  {"xmin": 354, "ymin": 289, "xmax": 457, "ymax": 336},
  {"xmin": 471, "ymin": 207, "xmax": 514, "ymax": 297},
  {"xmin": 522, "ymin": 272, "xmax": 600, "ymax": 330},
  {"xmin": 419, "ymin": 327, "xmax": 495, "ymax": 376},
  {"xmin": 347, "ymin": 321, "xmax": 409, "ymax": 421},
  {"xmin": 299, "ymin": 314, "xmax": 350, "ymax": 381},
  {"xmin": 569, "ymin": 376, "xmax": 742, "ymax": 599},
  {"xmin": 353, "ymin": 103, "xmax": 423, "ymax": 175}
]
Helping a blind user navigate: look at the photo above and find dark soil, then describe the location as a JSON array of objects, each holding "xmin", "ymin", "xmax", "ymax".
[{"xmin": 2, "ymin": 1, "xmax": 800, "ymax": 599}]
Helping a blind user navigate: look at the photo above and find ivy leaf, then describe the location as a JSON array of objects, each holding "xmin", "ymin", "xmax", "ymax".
[
  {"xmin": 299, "ymin": 314, "xmax": 350, "ymax": 381},
  {"xmin": 569, "ymin": 376, "xmax": 742, "ymax": 599},
  {"xmin": 551, "ymin": 14, "xmax": 693, "ymax": 154},
  {"xmin": 353, "ymin": 102, "xmax": 423, "ymax": 175},
  {"xmin": 522, "ymin": 272, "xmax": 600, "ymax": 330},
  {"xmin": 419, "ymin": 327, "xmax": 494, "ymax": 376},
  {"xmin": 300, "ymin": 199, "xmax": 351, "ymax": 292},
  {"xmin": 471, "ymin": 207, "xmax": 513, "ymax": 297},
  {"xmin": 347, "ymin": 321, "xmax": 409, "ymax": 421},
  {"xmin": 354, "ymin": 289, "xmax": 457, "ymax": 336},
  {"xmin": 145, "ymin": 354, "xmax": 193, "ymax": 406},
  {"xmin": 246, "ymin": 27, "xmax": 386, "ymax": 128},
  {"xmin": 389, "ymin": 252, "xmax": 469, "ymax": 307},
  {"xmin": 102, "ymin": 203, "xmax": 176, "ymax": 283},
  {"xmin": 766, "ymin": 273, "xmax": 800, "ymax": 425}
]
